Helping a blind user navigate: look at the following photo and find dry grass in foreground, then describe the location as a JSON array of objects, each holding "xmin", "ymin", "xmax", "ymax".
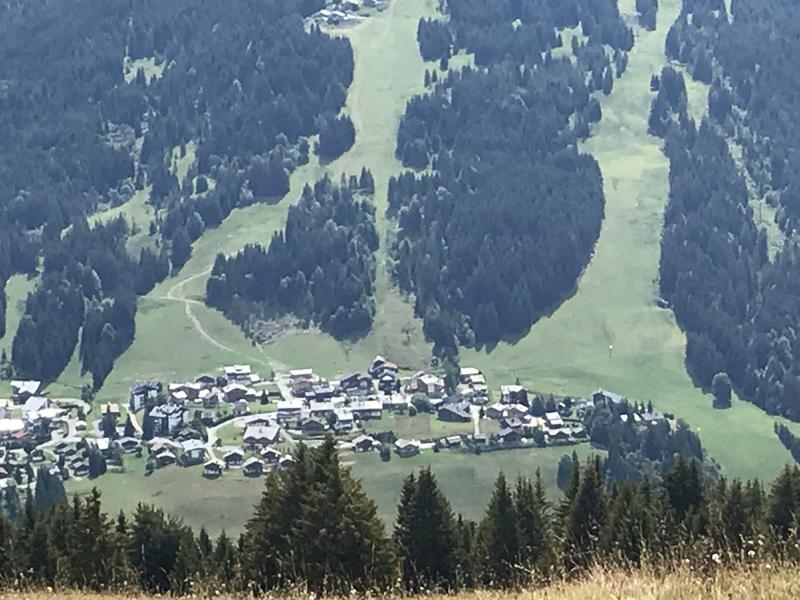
[{"xmin": 1, "ymin": 565, "xmax": 799, "ymax": 600}]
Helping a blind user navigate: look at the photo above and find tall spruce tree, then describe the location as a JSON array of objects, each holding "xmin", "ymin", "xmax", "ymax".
[
  {"xmin": 600, "ymin": 481, "xmax": 647, "ymax": 566},
  {"xmin": 242, "ymin": 437, "xmax": 394, "ymax": 593},
  {"xmin": 558, "ymin": 452, "xmax": 582, "ymax": 520},
  {"xmin": 212, "ymin": 531, "xmax": 238, "ymax": 583},
  {"xmin": 514, "ymin": 472, "xmax": 552, "ymax": 574},
  {"xmin": 454, "ymin": 515, "xmax": 477, "ymax": 588},
  {"xmin": 662, "ymin": 456, "xmax": 705, "ymax": 532},
  {"xmin": 563, "ymin": 457, "xmax": 607, "ymax": 573},
  {"xmin": 0, "ymin": 511, "xmax": 11, "ymax": 576},
  {"xmin": 479, "ymin": 473, "xmax": 520, "ymax": 586},
  {"xmin": 768, "ymin": 466, "xmax": 800, "ymax": 539},
  {"xmin": 128, "ymin": 503, "xmax": 188, "ymax": 593},
  {"xmin": 394, "ymin": 468, "xmax": 460, "ymax": 590},
  {"xmin": 33, "ymin": 465, "xmax": 66, "ymax": 513}
]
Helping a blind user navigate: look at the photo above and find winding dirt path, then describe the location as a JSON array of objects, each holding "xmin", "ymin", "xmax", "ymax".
[
  {"xmin": 159, "ymin": 269, "xmax": 284, "ymax": 371},
  {"xmin": 162, "ymin": 270, "xmax": 231, "ymax": 353}
]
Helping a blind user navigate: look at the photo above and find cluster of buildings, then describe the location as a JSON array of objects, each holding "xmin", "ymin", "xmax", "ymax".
[
  {"xmin": 275, "ymin": 356, "xmax": 405, "ymax": 436},
  {"xmin": 196, "ymin": 407, "xmax": 302, "ymax": 480},
  {"xmin": 304, "ymin": 0, "xmax": 383, "ymax": 29},
  {"xmin": 0, "ymin": 380, "xmax": 128, "ymax": 489},
  {"xmin": 128, "ymin": 364, "xmax": 269, "ymax": 437},
  {"xmin": 1, "ymin": 350, "xmax": 672, "ymax": 492},
  {"xmin": 124, "ymin": 365, "xmax": 295, "ymax": 479},
  {"xmin": 0, "ymin": 380, "xmax": 71, "ymax": 442}
]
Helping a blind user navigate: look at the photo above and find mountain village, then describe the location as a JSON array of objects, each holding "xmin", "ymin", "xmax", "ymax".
[{"xmin": 0, "ymin": 356, "xmax": 669, "ymax": 493}]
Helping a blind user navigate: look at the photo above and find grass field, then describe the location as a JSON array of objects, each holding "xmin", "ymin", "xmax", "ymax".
[
  {"xmin": 215, "ymin": 421, "xmax": 244, "ymax": 446},
  {"xmin": 460, "ymin": 0, "xmax": 795, "ymax": 482},
  {"xmin": 0, "ymin": 274, "xmax": 39, "ymax": 397},
  {"xmin": 0, "ymin": 274, "xmax": 37, "ymax": 358},
  {"xmin": 68, "ymin": 444, "xmax": 595, "ymax": 534},
  {"xmin": 349, "ymin": 445, "xmax": 597, "ymax": 525},
  {"xmin": 68, "ymin": 456, "xmax": 265, "ymax": 535}
]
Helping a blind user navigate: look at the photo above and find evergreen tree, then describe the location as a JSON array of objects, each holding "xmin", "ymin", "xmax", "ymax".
[
  {"xmin": 716, "ymin": 479, "xmax": 747, "ymax": 550},
  {"xmin": 662, "ymin": 456, "xmax": 705, "ymax": 524},
  {"xmin": 712, "ymin": 372, "xmax": 733, "ymax": 408},
  {"xmin": 0, "ymin": 512, "xmax": 12, "ymax": 576},
  {"xmin": 563, "ymin": 457, "xmax": 607, "ymax": 573},
  {"xmin": 295, "ymin": 436, "xmax": 394, "ymax": 593},
  {"xmin": 558, "ymin": 452, "xmax": 582, "ymax": 519},
  {"xmin": 12, "ymin": 490, "xmax": 36, "ymax": 572},
  {"xmin": 1, "ymin": 485, "xmax": 21, "ymax": 523},
  {"xmin": 768, "ymin": 466, "xmax": 800, "ymax": 539},
  {"xmin": 213, "ymin": 531, "xmax": 238, "ymax": 583},
  {"xmin": 479, "ymin": 473, "xmax": 519, "ymax": 586},
  {"xmin": 600, "ymin": 482, "xmax": 647, "ymax": 566},
  {"xmin": 28, "ymin": 519, "xmax": 52, "ymax": 583},
  {"xmin": 242, "ymin": 438, "xmax": 394, "ymax": 593},
  {"xmin": 33, "ymin": 466, "xmax": 66, "ymax": 513},
  {"xmin": 197, "ymin": 526, "xmax": 213, "ymax": 574},
  {"xmin": 170, "ymin": 529, "xmax": 201, "ymax": 596},
  {"xmin": 128, "ymin": 503, "xmax": 188, "ymax": 593},
  {"xmin": 394, "ymin": 468, "xmax": 460, "ymax": 590},
  {"xmin": 515, "ymin": 471, "xmax": 552, "ymax": 573}
]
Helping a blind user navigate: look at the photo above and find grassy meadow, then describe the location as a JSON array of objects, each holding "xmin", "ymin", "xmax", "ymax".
[
  {"xmin": 69, "ymin": 444, "xmax": 595, "ymax": 535},
  {"xmin": 68, "ymin": 456, "xmax": 264, "ymax": 536},
  {"xmin": 0, "ymin": 274, "xmax": 39, "ymax": 397},
  {"xmin": 0, "ymin": 274, "xmax": 38, "ymax": 358}
]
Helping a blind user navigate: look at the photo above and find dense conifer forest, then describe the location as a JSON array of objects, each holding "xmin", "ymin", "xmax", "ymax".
[
  {"xmin": 11, "ymin": 218, "xmax": 167, "ymax": 387},
  {"xmin": 581, "ymin": 396, "xmax": 714, "ymax": 483},
  {"xmin": 206, "ymin": 174, "xmax": 379, "ymax": 341},
  {"xmin": 654, "ymin": 0, "xmax": 800, "ymax": 421},
  {"xmin": 0, "ymin": 0, "xmax": 353, "ymax": 384},
  {"xmin": 636, "ymin": 0, "xmax": 658, "ymax": 31},
  {"xmin": 2, "ymin": 436, "xmax": 800, "ymax": 594},
  {"xmin": 389, "ymin": 0, "xmax": 632, "ymax": 355}
]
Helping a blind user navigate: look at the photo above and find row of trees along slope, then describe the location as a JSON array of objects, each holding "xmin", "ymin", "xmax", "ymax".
[
  {"xmin": 652, "ymin": 0, "xmax": 800, "ymax": 421},
  {"xmin": 0, "ymin": 0, "xmax": 352, "ymax": 388},
  {"xmin": 3, "ymin": 436, "xmax": 800, "ymax": 594},
  {"xmin": 389, "ymin": 0, "xmax": 634, "ymax": 357},
  {"xmin": 206, "ymin": 172, "xmax": 379, "ymax": 342}
]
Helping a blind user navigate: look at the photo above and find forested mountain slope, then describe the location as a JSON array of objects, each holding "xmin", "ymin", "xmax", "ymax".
[
  {"xmin": 389, "ymin": 0, "xmax": 632, "ymax": 354},
  {"xmin": 655, "ymin": 0, "xmax": 800, "ymax": 421},
  {"xmin": 207, "ymin": 173, "xmax": 379, "ymax": 341},
  {"xmin": 0, "ymin": 0, "xmax": 352, "ymax": 387}
]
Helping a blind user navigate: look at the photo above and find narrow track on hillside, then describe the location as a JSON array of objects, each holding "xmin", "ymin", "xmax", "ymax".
[
  {"xmin": 160, "ymin": 268, "xmax": 278, "ymax": 370},
  {"xmin": 163, "ymin": 270, "xmax": 232, "ymax": 354}
]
